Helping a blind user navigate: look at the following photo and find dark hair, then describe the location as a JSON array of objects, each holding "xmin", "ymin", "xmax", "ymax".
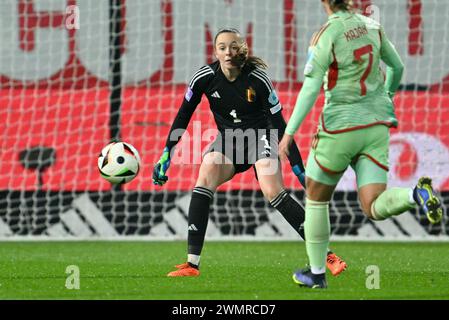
[
  {"xmin": 328, "ymin": 0, "xmax": 353, "ymax": 12},
  {"xmin": 213, "ymin": 28, "xmax": 268, "ymax": 69}
]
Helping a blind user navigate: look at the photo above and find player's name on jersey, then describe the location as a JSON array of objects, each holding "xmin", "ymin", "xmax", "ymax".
[{"xmin": 344, "ymin": 25, "xmax": 368, "ymax": 42}]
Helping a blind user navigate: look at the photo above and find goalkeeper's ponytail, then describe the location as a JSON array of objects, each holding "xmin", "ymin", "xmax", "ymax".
[{"xmin": 232, "ymin": 40, "xmax": 268, "ymax": 70}]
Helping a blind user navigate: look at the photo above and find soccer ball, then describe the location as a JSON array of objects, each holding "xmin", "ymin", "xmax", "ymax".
[{"xmin": 98, "ymin": 142, "xmax": 141, "ymax": 184}]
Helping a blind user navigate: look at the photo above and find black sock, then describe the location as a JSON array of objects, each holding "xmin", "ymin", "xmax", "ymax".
[
  {"xmin": 270, "ymin": 190, "xmax": 306, "ymax": 240},
  {"xmin": 187, "ymin": 187, "xmax": 214, "ymax": 257}
]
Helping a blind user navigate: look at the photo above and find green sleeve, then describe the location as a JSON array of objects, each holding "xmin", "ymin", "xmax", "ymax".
[
  {"xmin": 380, "ymin": 26, "xmax": 404, "ymax": 98},
  {"xmin": 285, "ymin": 77, "xmax": 323, "ymax": 135},
  {"xmin": 284, "ymin": 24, "xmax": 333, "ymax": 135},
  {"xmin": 303, "ymin": 23, "xmax": 334, "ymax": 80}
]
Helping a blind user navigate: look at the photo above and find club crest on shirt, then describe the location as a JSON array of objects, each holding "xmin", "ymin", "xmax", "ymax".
[{"xmin": 246, "ymin": 86, "xmax": 256, "ymax": 102}]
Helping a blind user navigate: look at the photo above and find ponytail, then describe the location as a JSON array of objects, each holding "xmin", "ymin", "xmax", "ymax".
[{"xmin": 231, "ymin": 41, "xmax": 268, "ymax": 69}]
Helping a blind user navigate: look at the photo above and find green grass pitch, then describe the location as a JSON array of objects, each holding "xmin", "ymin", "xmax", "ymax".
[{"xmin": 0, "ymin": 241, "xmax": 448, "ymax": 300}]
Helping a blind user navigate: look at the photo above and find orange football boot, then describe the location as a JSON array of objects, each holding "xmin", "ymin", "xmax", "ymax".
[
  {"xmin": 167, "ymin": 262, "xmax": 200, "ymax": 277},
  {"xmin": 326, "ymin": 252, "xmax": 347, "ymax": 276}
]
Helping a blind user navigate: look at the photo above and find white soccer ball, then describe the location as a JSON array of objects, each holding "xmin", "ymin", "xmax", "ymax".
[{"xmin": 98, "ymin": 142, "xmax": 141, "ymax": 184}]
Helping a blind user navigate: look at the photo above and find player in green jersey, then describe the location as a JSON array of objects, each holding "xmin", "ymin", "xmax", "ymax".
[{"xmin": 279, "ymin": 0, "xmax": 444, "ymax": 289}]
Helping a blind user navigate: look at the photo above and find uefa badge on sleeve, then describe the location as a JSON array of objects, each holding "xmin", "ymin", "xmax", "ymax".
[
  {"xmin": 185, "ymin": 87, "xmax": 194, "ymax": 102},
  {"xmin": 268, "ymin": 90, "xmax": 279, "ymax": 105},
  {"xmin": 304, "ymin": 63, "xmax": 314, "ymax": 76},
  {"xmin": 304, "ymin": 48, "xmax": 314, "ymax": 75}
]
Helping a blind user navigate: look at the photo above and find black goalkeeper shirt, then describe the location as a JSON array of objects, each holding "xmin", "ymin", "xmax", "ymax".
[{"xmin": 164, "ymin": 61, "xmax": 304, "ymax": 169}]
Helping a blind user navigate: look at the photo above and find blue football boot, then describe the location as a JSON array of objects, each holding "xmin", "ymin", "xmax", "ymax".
[
  {"xmin": 292, "ymin": 266, "xmax": 327, "ymax": 289},
  {"xmin": 413, "ymin": 177, "xmax": 443, "ymax": 224}
]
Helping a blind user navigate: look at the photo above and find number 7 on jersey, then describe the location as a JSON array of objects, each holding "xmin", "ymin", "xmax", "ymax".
[{"xmin": 353, "ymin": 44, "xmax": 373, "ymax": 96}]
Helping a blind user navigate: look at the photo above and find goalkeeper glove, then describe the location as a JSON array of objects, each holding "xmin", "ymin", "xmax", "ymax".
[
  {"xmin": 292, "ymin": 164, "xmax": 306, "ymax": 189},
  {"xmin": 152, "ymin": 147, "xmax": 171, "ymax": 186}
]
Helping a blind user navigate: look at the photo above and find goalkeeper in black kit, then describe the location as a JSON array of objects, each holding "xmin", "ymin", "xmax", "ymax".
[{"xmin": 152, "ymin": 28, "xmax": 346, "ymax": 277}]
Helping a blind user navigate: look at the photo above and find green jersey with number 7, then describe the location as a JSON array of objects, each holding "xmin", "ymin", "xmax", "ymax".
[{"xmin": 304, "ymin": 10, "xmax": 403, "ymax": 133}]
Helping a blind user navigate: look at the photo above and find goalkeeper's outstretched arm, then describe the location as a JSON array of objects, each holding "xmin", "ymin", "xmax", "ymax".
[
  {"xmin": 153, "ymin": 99, "xmax": 199, "ymax": 186},
  {"xmin": 164, "ymin": 99, "xmax": 199, "ymax": 152},
  {"xmin": 163, "ymin": 66, "xmax": 211, "ymax": 152},
  {"xmin": 153, "ymin": 67, "xmax": 208, "ymax": 186}
]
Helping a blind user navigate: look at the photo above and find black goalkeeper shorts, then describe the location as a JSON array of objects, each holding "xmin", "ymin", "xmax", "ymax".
[{"xmin": 204, "ymin": 128, "xmax": 279, "ymax": 174}]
